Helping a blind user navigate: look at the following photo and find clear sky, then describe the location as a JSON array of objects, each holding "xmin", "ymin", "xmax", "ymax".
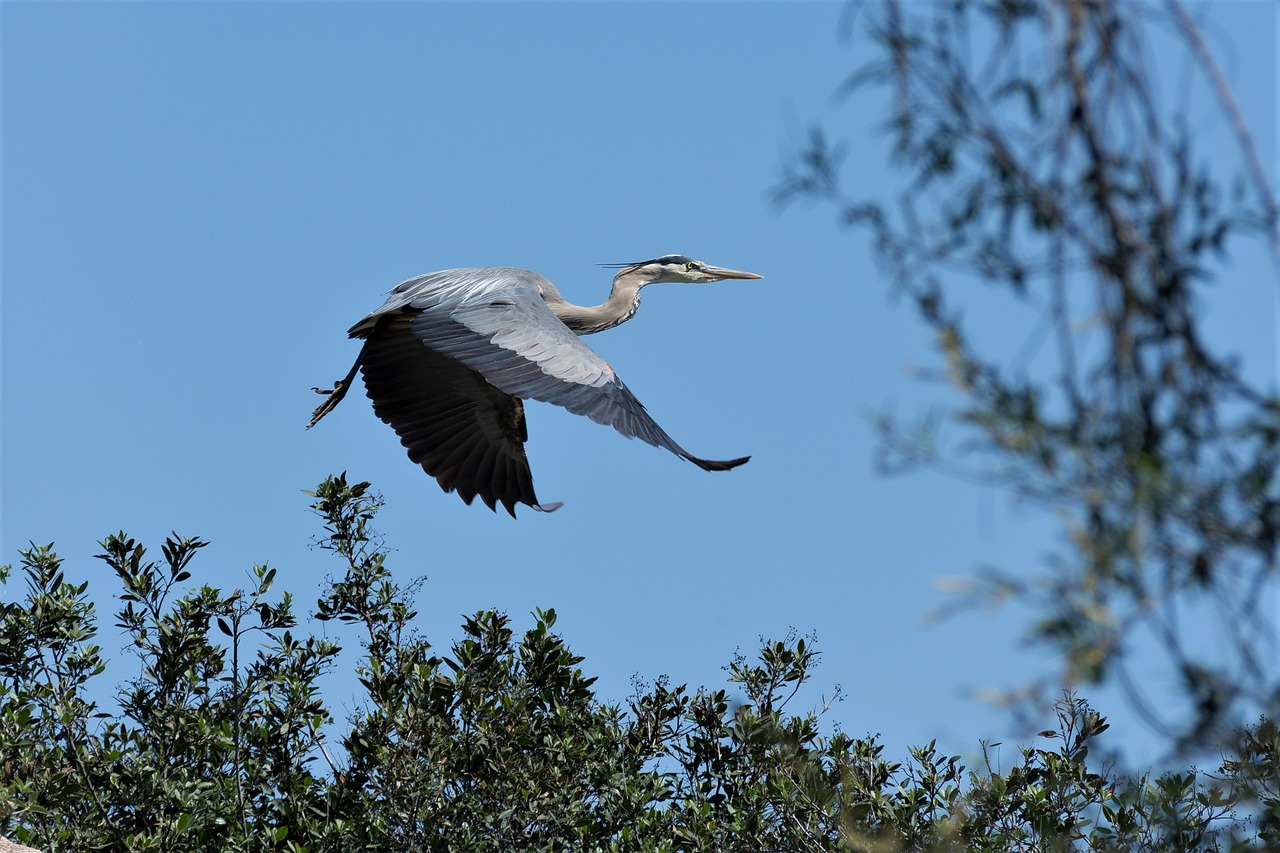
[{"xmin": 3, "ymin": 1, "xmax": 1275, "ymax": 768}]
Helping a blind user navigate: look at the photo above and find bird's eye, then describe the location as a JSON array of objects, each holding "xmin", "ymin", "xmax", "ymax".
[{"xmin": 686, "ymin": 262, "xmax": 697, "ymax": 271}]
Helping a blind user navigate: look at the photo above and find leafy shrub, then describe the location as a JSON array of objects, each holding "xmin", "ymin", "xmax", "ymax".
[{"xmin": 1, "ymin": 475, "xmax": 1276, "ymax": 851}]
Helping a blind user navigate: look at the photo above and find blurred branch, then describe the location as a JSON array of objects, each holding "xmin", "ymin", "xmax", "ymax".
[
  {"xmin": 782, "ymin": 0, "xmax": 1280, "ymax": 756},
  {"xmin": 1165, "ymin": 0, "xmax": 1280, "ymax": 256}
]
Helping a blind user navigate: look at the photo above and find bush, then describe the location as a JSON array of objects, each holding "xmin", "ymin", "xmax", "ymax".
[{"xmin": 1, "ymin": 475, "xmax": 1276, "ymax": 851}]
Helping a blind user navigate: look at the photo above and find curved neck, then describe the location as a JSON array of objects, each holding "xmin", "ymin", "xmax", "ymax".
[{"xmin": 546, "ymin": 270, "xmax": 648, "ymax": 335}]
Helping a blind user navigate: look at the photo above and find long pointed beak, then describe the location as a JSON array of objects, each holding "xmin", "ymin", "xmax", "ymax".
[{"xmin": 703, "ymin": 265, "xmax": 763, "ymax": 280}]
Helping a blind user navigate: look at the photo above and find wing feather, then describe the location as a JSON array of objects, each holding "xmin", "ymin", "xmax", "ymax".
[
  {"xmin": 409, "ymin": 285, "xmax": 748, "ymax": 471},
  {"xmin": 358, "ymin": 317, "xmax": 552, "ymax": 516}
]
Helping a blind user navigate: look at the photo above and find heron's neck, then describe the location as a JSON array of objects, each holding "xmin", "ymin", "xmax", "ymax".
[{"xmin": 548, "ymin": 272, "xmax": 647, "ymax": 335}]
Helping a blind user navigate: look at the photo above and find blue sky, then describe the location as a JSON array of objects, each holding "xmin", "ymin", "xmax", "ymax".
[{"xmin": 3, "ymin": 1, "xmax": 1275, "ymax": 768}]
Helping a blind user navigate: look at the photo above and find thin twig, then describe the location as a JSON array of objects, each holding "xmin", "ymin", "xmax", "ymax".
[{"xmin": 1165, "ymin": 0, "xmax": 1280, "ymax": 255}]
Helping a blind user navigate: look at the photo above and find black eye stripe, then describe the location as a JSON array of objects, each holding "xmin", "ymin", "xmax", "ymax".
[{"xmin": 600, "ymin": 254, "xmax": 699, "ymax": 270}]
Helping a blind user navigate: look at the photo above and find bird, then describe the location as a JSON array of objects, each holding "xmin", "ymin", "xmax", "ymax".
[{"xmin": 308, "ymin": 255, "xmax": 761, "ymax": 516}]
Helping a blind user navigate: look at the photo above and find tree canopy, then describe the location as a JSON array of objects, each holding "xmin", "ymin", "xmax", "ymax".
[{"xmin": 2, "ymin": 475, "xmax": 1277, "ymax": 851}]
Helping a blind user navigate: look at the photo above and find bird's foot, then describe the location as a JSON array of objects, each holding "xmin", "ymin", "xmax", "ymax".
[{"xmin": 307, "ymin": 380, "xmax": 350, "ymax": 429}]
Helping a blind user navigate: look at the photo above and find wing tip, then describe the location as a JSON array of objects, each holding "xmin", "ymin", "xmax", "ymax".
[
  {"xmin": 494, "ymin": 497, "xmax": 561, "ymax": 517},
  {"xmin": 690, "ymin": 454, "xmax": 751, "ymax": 472}
]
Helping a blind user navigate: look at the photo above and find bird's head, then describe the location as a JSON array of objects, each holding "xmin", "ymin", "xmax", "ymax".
[{"xmin": 605, "ymin": 254, "xmax": 763, "ymax": 285}]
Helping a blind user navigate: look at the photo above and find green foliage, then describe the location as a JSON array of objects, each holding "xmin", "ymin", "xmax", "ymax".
[
  {"xmin": 0, "ymin": 533, "xmax": 341, "ymax": 852},
  {"xmin": 1, "ymin": 476, "xmax": 1277, "ymax": 850}
]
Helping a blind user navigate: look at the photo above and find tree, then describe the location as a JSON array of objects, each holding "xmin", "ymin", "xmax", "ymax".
[
  {"xmin": 2, "ymin": 475, "xmax": 1278, "ymax": 850},
  {"xmin": 778, "ymin": 0, "xmax": 1279, "ymax": 755}
]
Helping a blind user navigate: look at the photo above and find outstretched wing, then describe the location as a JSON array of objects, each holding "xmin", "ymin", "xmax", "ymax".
[
  {"xmin": 359, "ymin": 316, "xmax": 562, "ymax": 517},
  {"xmin": 404, "ymin": 280, "xmax": 749, "ymax": 472}
]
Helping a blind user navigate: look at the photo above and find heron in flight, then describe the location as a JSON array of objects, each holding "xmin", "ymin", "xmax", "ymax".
[{"xmin": 309, "ymin": 255, "xmax": 761, "ymax": 515}]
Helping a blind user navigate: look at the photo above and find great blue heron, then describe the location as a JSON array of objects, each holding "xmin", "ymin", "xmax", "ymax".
[{"xmin": 308, "ymin": 254, "xmax": 761, "ymax": 516}]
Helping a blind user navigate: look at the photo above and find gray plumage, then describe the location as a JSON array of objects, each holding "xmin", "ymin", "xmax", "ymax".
[{"xmin": 309, "ymin": 255, "xmax": 761, "ymax": 516}]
